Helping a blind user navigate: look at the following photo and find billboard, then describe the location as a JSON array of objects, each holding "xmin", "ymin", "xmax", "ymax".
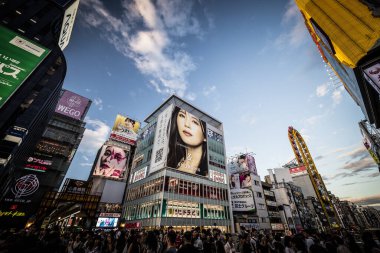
[
  {"xmin": 230, "ymin": 189, "xmax": 255, "ymax": 212},
  {"xmin": 363, "ymin": 62, "xmax": 380, "ymax": 94},
  {"xmin": 151, "ymin": 106, "xmax": 209, "ymax": 177},
  {"xmin": 110, "ymin": 114, "xmax": 140, "ymax": 145},
  {"xmin": 359, "ymin": 121, "xmax": 380, "ymax": 165},
  {"xmin": 24, "ymin": 156, "xmax": 52, "ymax": 173},
  {"xmin": 0, "ymin": 26, "xmax": 50, "ymax": 109},
  {"xmin": 63, "ymin": 179, "xmax": 89, "ymax": 194},
  {"xmin": 289, "ymin": 166, "xmax": 308, "ymax": 176},
  {"xmin": 132, "ymin": 166, "xmax": 147, "ymax": 183},
  {"xmin": 55, "ymin": 90, "xmax": 90, "ymax": 120},
  {"xmin": 209, "ymin": 170, "xmax": 227, "ymax": 184},
  {"xmin": 96, "ymin": 217, "xmax": 119, "ymax": 228},
  {"xmin": 58, "ymin": 0, "xmax": 79, "ymax": 50},
  {"xmin": 228, "ymin": 154, "xmax": 257, "ymax": 175},
  {"xmin": 93, "ymin": 145, "xmax": 129, "ymax": 180}
]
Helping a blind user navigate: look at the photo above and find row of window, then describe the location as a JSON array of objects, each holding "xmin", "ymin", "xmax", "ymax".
[
  {"xmin": 208, "ymin": 140, "xmax": 225, "ymax": 155},
  {"xmin": 125, "ymin": 176, "xmax": 229, "ymax": 202}
]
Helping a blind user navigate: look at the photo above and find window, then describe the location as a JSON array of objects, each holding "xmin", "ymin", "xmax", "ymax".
[
  {"xmin": 256, "ymin": 192, "xmax": 262, "ymax": 198},
  {"xmin": 261, "ymin": 217, "xmax": 267, "ymax": 223},
  {"xmin": 254, "ymin": 180, "xmax": 260, "ymax": 186},
  {"xmin": 259, "ymin": 204, "xmax": 265, "ymax": 210}
]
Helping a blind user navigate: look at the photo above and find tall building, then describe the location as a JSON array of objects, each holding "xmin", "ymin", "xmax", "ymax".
[
  {"xmin": 0, "ymin": 0, "xmax": 80, "ymax": 228},
  {"xmin": 228, "ymin": 153, "xmax": 271, "ymax": 233},
  {"xmin": 123, "ymin": 95, "xmax": 232, "ymax": 231},
  {"xmin": 261, "ymin": 181, "xmax": 284, "ymax": 233},
  {"xmin": 288, "ymin": 126, "xmax": 341, "ymax": 229},
  {"xmin": 294, "ymin": 0, "xmax": 380, "ymax": 128}
]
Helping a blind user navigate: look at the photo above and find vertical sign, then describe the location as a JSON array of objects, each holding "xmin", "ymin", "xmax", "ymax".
[
  {"xmin": 150, "ymin": 104, "xmax": 174, "ymax": 174},
  {"xmin": 0, "ymin": 26, "xmax": 50, "ymax": 108}
]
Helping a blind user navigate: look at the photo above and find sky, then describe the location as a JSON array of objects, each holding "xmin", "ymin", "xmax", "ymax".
[{"xmin": 62, "ymin": 0, "xmax": 379, "ymax": 208}]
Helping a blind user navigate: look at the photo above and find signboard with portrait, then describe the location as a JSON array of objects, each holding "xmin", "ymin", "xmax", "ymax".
[
  {"xmin": 110, "ymin": 114, "xmax": 140, "ymax": 145},
  {"xmin": 228, "ymin": 154, "xmax": 257, "ymax": 175},
  {"xmin": 93, "ymin": 145, "xmax": 129, "ymax": 180},
  {"xmin": 0, "ymin": 26, "xmax": 50, "ymax": 109},
  {"xmin": 209, "ymin": 170, "xmax": 227, "ymax": 184},
  {"xmin": 230, "ymin": 189, "xmax": 255, "ymax": 212},
  {"xmin": 55, "ymin": 90, "xmax": 90, "ymax": 120}
]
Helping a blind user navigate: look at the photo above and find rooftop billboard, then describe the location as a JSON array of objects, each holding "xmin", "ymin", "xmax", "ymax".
[
  {"xmin": 0, "ymin": 26, "xmax": 50, "ymax": 109},
  {"xmin": 55, "ymin": 90, "xmax": 90, "ymax": 120},
  {"xmin": 110, "ymin": 114, "xmax": 140, "ymax": 145},
  {"xmin": 93, "ymin": 145, "xmax": 129, "ymax": 180},
  {"xmin": 150, "ymin": 105, "xmax": 209, "ymax": 177}
]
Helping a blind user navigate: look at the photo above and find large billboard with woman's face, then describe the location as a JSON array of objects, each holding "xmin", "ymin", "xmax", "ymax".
[
  {"xmin": 150, "ymin": 106, "xmax": 208, "ymax": 177},
  {"xmin": 93, "ymin": 145, "xmax": 129, "ymax": 180}
]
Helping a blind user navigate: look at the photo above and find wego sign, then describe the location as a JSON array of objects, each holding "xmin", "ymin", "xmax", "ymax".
[{"xmin": 55, "ymin": 90, "xmax": 89, "ymax": 120}]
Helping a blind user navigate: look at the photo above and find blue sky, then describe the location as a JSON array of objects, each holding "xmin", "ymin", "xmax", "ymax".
[{"xmin": 63, "ymin": 0, "xmax": 379, "ymax": 207}]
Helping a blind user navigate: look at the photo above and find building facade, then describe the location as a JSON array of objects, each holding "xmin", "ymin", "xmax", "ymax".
[{"xmin": 122, "ymin": 96, "xmax": 231, "ymax": 231}]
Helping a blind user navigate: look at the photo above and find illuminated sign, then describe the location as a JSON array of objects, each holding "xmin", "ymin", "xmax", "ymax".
[
  {"xmin": 0, "ymin": 26, "xmax": 50, "ymax": 109},
  {"xmin": 99, "ymin": 213, "xmax": 121, "ymax": 218},
  {"xmin": 96, "ymin": 217, "xmax": 119, "ymax": 228},
  {"xmin": 24, "ymin": 164, "xmax": 47, "ymax": 172},
  {"xmin": 132, "ymin": 167, "xmax": 147, "ymax": 183},
  {"xmin": 11, "ymin": 174, "xmax": 39, "ymax": 198},
  {"xmin": 209, "ymin": 170, "xmax": 227, "ymax": 184},
  {"xmin": 166, "ymin": 201, "xmax": 200, "ymax": 218},
  {"xmin": 55, "ymin": 90, "xmax": 90, "ymax": 120},
  {"xmin": 0, "ymin": 210, "xmax": 26, "ymax": 217},
  {"xmin": 93, "ymin": 145, "xmax": 129, "ymax": 180}
]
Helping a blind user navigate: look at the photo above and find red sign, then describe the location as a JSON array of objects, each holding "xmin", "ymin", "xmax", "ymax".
[
  {"xmin": 125, "ymin": 222, "xmax": 141, "ymax": 229},
  {"xmin": 289, "ymin": 166, "xmax": 307, "ymax": 175}
]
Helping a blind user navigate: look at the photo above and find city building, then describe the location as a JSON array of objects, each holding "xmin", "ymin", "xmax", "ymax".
[
  {"xmin": 261, "ymin": 181, "xmax": 284, "ymax": 233},
  {"xmin": 123, "ymin": 95, "xmax": 232, "ymax": 231},
  {"xmin": 294, "ymin": 0, "xmax": 380, "ymax": 128},
  {"xmin": 0, "ymin": 0, "xmax": 80, "ymax": 228}
]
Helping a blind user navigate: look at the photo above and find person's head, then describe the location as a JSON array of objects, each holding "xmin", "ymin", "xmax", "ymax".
[
  {"xmin": 125, "ymin": 118, "xmax": 135, "ymax": 131},
  {"xmin": 99, "ymin": 146, "xmax": 127, "ymax": 176},
  {"xmin": 167, "ymin": 107, "xmax": 207, "ymax": 175},
  {"xmin": 245, "ymin": 174, "xmax": 251, "ymax": 182},
  {"xmin": 183, "ymin": 231, "xmax": 192, "ymax": 244},
  {"xmin": 145, "ymin": 231, "xmax": 158, "ymax": 251},
  {"xmin": 284, "ymin": 235, "xmax": 292, "ymax": 248},
  {"xmin": 167, "ymin": 230, "xmax": 176, "ymax": 246},
  {"xmin": 76, "ymin": 234, "xmax": 81, "ymax": 242},
  {"xmin": 238, "ymin": 155, "xmax": 247, "ymax": 167}
]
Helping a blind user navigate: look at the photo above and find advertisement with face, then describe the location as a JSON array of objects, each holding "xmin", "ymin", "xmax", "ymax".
[
  {"xmin": 54, "ymin": 90, "xmax": 90, "ymax": 120},
  {"xmin": 110, "ymin": 115, "xmax": 140, "ymax": 145},
  {"xmin": 93, "ymin": 145, "xmax": 129, "ymax": 180},
  {"xmin": 166, "ymin": 107, "xmax": 208, "ymax": 177},
  {"xmin": 359, "ymin": 122, "xmax": 380, "ymax": 165},
  {"xmin": 228, "ymin": 154, "xmax": 257, "ymax": 175},
  {"xmin": 363, "ymin": 62, "xmax": 380, "ymax": 94}
]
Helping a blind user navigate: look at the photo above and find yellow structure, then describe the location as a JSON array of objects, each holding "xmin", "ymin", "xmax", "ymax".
[
  {"xmin": 288, "ymin": 127, "xmax": 341, "ymax": 229},
  {"xmin": 295, "ymin": 0, "xmax": 380, "ymax": 67}
]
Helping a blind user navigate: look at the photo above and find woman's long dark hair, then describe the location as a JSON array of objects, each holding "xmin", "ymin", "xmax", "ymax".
[{"xmin": 166, "ymin": 106, "xmax": 208, "ymax": 176}]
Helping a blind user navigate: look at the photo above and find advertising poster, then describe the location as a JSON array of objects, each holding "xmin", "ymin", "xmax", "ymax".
[
  {"xmin": 228, "ymin": 154, "xmax": 257, "ymax": 175},
  {"xmin": 110, "ymin": 114, "xmax": 140, "ymax": 145},
  {"xmin": 150, "ymin": 104, "xmax": 174, "ymax": 174},
  {"xmin": 24, "ymin": 155, "xmax": 52, "ymax": 173},
  {"xmin": 93, "ymin": 145, "xmax": 129, "ymax": 180},
  {"xmin": 0, "ymin": 26, "xmax": 50, "ymax": 109},
  {"xmin": 96, "ymin": 217, "xmax": 119, "ymax": 228},
  {"xmin": 359, "ymin": 122, "xmax": 380, "ymax": 165},
  {"xmin": 132, "ymin": 166, "xmax": 147, "ymax": 183},
  {"xmin": 230, "ymin": 189, "xmax": 255, "ymax": 212},
  {"xmin": 55, "ymin": 90, "xmax": 90, "ymax": 120},
  {"xmin": 363, "ymin": 62, "xmax": 380, "ymax": 94},
  {"xmin": 165, "ymin": 106, "xmax": 209, "ymax": 177},
  {"xmin": 289, "ymin": 166, "xmax": 308, "ymax": 176},
  {"xmin": 63, "ymin": 179, "xmax": 89, "ymax": 194}
]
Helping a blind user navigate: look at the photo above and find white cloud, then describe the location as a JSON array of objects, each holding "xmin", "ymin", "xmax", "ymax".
[
  {"xmin": 78, "ymin": 117, "xmax": 111, "ymax": 156},
  {"xmin": 316, "ymin": 83, "xmax": 329, "ymax": 97},
  {"xmin": 202, "ymin": 85, "xmax": 216, "ymax": 96},
  {"xmin": 93, "ymin": 97, "xmax": 103, "ymax": 110},
  {"xmin": 80, "ymin": 0, "xmax": 204, "ymax": 98},
  {"xmin": 275, "ymin": 0, "xmax": 308, "ymax": 49},
  {"xmin": 305, "ymin": 115, "xmax": 323, "ymax": 126},
  {"xmin": 332, "ymin": 86, "xmax": 345, "ymax": 105}
]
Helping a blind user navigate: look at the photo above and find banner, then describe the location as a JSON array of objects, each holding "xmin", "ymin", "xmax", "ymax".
[
  {"xmin": 0, "ymin": 26, "xmax": 50, "ymax": 108},
  {"xmin": 132, "ymin": 166, "xmax": 147, "ymax": 183},
  {"xmin": 150, "ymin": 104, "xmax": 174, "ymax": 174},
  {"xmin": 228, "ymin": 154, "xmax": 257, "ymax": 175},
  {"xmin": 54, "ymin": 90, "xmax": 90, "ymax": 120},
  {"xmin": 363, "ymin": 62, "xmax": 380, "ymax": 94},
  {"xmin": 230, "ymin": 189, "xmax": 255, "ymax": 212},
  {"xmin": 165, "ymin": 106, "xmax": 209, "ymax": 177},
  {"xmin": 110, "ymin": 114, "xmax": 140, "ymax": 145},
  {"xmin": 289, "ymin": 166, "xmax": 308, "ymax": 176},
  {"xmin": 93, "ymin": 145, "xmax": 129, "ymax": 180}
]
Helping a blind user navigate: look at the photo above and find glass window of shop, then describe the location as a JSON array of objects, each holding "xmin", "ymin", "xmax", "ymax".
[{"xmin": 203, "ymin": 204, "xmax": 226, "ymax": 219}]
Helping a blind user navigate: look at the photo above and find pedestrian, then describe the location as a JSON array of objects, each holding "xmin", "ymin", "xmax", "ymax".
[
  {"xmin": 362, "ymin": 231, "xmax": 380, "ymax": 253},
  {"xmin": 178, "ymin": 231, "xmax": 198, "ymax": 253},
  {"xmin": 165, "ymin": 230, "xmax": 178, "ymax": 253}
]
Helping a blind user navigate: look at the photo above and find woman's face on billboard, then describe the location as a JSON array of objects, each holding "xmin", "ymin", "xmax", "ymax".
[
  {"xmin": 177, "ymin": 109, "xmax": 204, "ymax": 147},
  {"xmin": 100, "ymin": 146, "xmax": 127, "ymax": 172}
]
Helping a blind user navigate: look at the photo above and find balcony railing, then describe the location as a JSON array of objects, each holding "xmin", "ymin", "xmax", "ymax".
[
  {"xmin": 263, "ymin": 190, "xmax": 274, "ymax": 196},
  {"xmin": 266, "ymin": 200, "xmax": 277, "ymax": 206}
]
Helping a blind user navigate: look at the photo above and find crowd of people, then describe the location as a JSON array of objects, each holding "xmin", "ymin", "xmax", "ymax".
[{"xmin": 1, "ymin": 226, "xmax": 380, "ymax": 253}]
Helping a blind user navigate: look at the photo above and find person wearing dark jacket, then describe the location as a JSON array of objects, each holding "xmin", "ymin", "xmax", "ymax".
[{"xmin": 178, "ymin": 232, "xmax": 198, "ymax": 253}]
